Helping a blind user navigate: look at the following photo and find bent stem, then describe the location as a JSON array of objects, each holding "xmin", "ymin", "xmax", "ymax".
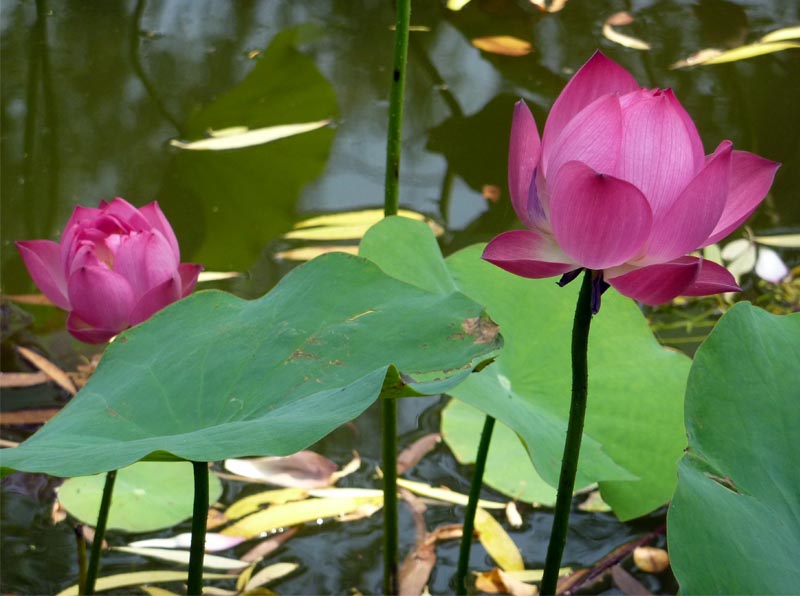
[
  {"xmin": 455, "ymin": 414, "xmax": 496, "ymax": 595},
  {"xmin": 381, "ymin": 0, "xmax": 410, "ymax": 593},
  {"xmin": 540, "ymin": 269, "xmax": 594, "ymax": 595},
  {"xmin": 84, "ymin": 470, "xmax": 116, "ymax": 595},
  {"xmin": 187, "ymin": 461, "xmax": 209, "ymax": 595}
]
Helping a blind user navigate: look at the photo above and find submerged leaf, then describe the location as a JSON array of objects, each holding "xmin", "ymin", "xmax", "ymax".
[
  {"xmin": 245, "ymin": 562, "xmax": 299, "ymax": 590},
  {"xmin": 170, "ymin": 120, "xmax": 331, "ymax": 151},
  {"xmin": 17, "ymin": 346, "xmax": 77, "ymax": 395},
  {"xmin": 471, "ymin": 36, "xmax": 533, "ymax": 57},
  {"xmin": 397, "ymin": 433, "xmax": 442, "ymax": 474}
]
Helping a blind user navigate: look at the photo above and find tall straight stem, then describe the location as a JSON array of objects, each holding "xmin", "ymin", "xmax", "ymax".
[
  {"xmin": 187, "ymin": 461, "xmax": 209, "ymax": 595},
  {"xmin": 455, "ymin": 414, "xmax": 496, "ymax": 595},
  {"xmin": 383, "ymin": 0, "xmax": 411, "ymax": 217},
  {"xmin": 381, "ymin": 0, "xmax": 411, "ymax": 594},
  {"xmin": 541, "ymin": 270, "xmax": 593, "ymax": 594},
  {"xmin": 84, "ymin": 470, "xmax": 116, "ymax": 595}
]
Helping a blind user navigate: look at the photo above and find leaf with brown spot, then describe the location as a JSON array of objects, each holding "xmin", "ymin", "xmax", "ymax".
[{"xmin": 462, "ymin": 316, "xmax": 500, "ymax": 345}]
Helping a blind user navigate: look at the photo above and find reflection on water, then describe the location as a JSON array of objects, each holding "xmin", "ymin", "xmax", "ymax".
[{"xmin": 1, "ymin": 0, "xmax": 798, "ymax": 593}]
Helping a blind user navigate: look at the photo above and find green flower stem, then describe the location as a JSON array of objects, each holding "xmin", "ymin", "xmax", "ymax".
[
  {"xmin": 382, "ymin": 0, "xmax": 410, "ymax": 593},
  {"xmin": 382, "ymin": 397, "xmax": 399, "ymax": 595},
  {"xmin": 383, "ymin": 0, "xmax": 411, "ymax": 218},
  {"xmin": 84, "ymin": 470, "xmax": 116, "ymax": 595},
  {"xmin": 187, "ymin": 461, "xmax": 209, "ymax": 595},
  {"xmin": 455, "ymin": 414, "xmax": 496, "ymax": 595},
  {"xmin": 541, "ymin": 269, "xmax": 594, "ymax": 595}
]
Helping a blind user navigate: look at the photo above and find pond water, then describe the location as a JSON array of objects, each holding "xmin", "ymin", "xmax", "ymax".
[{"xmin": 1, "ymin": 0, "xmax": 797, "ymax": 594}]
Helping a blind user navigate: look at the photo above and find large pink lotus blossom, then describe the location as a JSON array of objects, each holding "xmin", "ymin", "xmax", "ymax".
[
  {"xmin": 482, "ymin": 51, "xmax": 780, "ymax": 311},
  {"xmin": 17, "ymin": 198, "xmax": 201, "ymax": 343}
]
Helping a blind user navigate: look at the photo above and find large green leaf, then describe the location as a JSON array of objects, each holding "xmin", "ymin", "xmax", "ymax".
[
  {"xmin": 360, "ymin": 217, "xmax": 690, "ymax": 519},
  {"xmin": 668, "ymin": 303, "xmax": 800, "ymax": 594},
  {"xmin": 160, "ymin": 26, "xmax": 338, "ymax": 271},
  {"xmin": 58, "ymin": 462, "xmax": 222, "ymax": 533},
  {"xmin": 1, "ymin": 253, "xmax": 500, "ymax": 477}
]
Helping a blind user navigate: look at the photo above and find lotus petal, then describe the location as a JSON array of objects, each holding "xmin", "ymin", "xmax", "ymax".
[
  {"xmin": 16, "ymin": 240, "xmax": 70, "ymax": 309},
  {"xmin": 680, "ymin": 259, "xmax": 740, "ymax": 295},
  {"xmin": 508, "ymin": 101, "xmax": 541, "ymax": 227},
  {"xmin": 609, "ymin": 257, "xmax": 701, "ymax": 304},
  {"xmin": 482, "ymin": 230, "xmax": 575, "ymax": 278}
]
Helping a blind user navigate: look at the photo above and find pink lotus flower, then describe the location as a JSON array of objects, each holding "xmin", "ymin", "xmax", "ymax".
[
  {"xmin": 482, "ymin": 51, "xmax": 780, "ymax": 311},
  {"xmin": 17, "ymin": 198, "xmax": 202, "ymax": 343}
]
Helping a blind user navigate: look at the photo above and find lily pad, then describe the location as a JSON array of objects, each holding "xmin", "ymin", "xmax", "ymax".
[
  {"xmin": 360, "ymin": 217, "xmax": 690, "ymax": 519},
  {"xmin": 1, "ymin": 252, "xmax": 500, "ymax": 477},
  {"xmin": 58, "ymin": 462, "xmax": 222, "ymax": 532},
  {"xmin": 668, "ymin": 303, "xmax": 800, "ymax": 593}
]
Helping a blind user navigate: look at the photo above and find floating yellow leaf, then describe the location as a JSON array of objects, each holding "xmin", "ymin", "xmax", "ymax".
[
  {"xmin": 760, "ymin": 26, "xmax": 800, "ymax": 43},
  {"xmin": 221, "ymin": 496, "xmax": 384, "ymax": 539},
  {"xmin": 170, "ymin": 119, "xmax": 330, "ymax": 151},
  {"xmin": 140, "ymin": 587, "xmax": 182, "ymax": 596},
  {"xmin": 111, "ymin": 546, "xmax": 249, "ymax": 570},
  {"xmin": 529, "ymin": 0, "xmax": 568, "ymax": 13},
  {"xmin": 671, "ymin": 41, "xmax": 800, "ymax": 68},
  {"xmin": 602, "ymin": 12, "xmax": 651, "ymax": 50},
  {"xmin": 396, "ymin": 478, "xmax": 505, "ymax": 509},
  {"xmin": 504, "ymin": 568, "xmax": 573, "ymax": 582},
  {"xmin": 246, "ymin": 562, "xmax": 300, "ymax": 590},
  {"xmin": 474, "ymin": 507, "xmax": 524, "ymax": 571},
  {"xmin": 471, "ymin": 36, "xmax": 533, "ymax": 57},
  {"xmin": 55, "ymin": 571, "xmax": 229, "ymax": 596},
  {"xmin": 283, "ymin": 224, "xmax": 379, "ymax": 241},
  {"xmin": 0, "ymin": 293, "xmax": 53, "ymax": 305},
  {"xmin": 224, "ymin": 488, "xmax": 309, "ymax": 521},
  {"xmin": 293, "ymin": 208, "xmax": 426, "ymax": 229},
  {"xmin": 330, "ymin": 451, "xmax": 361, "ymax": 482},
  {"xmin": 308, "ymin": 488, "xmax": 383, "ymax": 499}
]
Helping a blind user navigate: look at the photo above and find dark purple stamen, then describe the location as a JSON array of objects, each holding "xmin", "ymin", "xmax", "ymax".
[
  {"xmin": 557, "ymin": 268, "xmax": 582, "ymax": 287},
  {"xmin": 590, "ymin": 271, "xmax": 610, "ymax": 314}
]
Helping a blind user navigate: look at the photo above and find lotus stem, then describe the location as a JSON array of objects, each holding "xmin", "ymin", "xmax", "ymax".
[
  {"xmin": 383, "ymin": 0, "xmax": 411, "ymax": 218},
  {"xmin": 455, "ymin": 414, "xmax": 496, "ymax": 595},
  {"xmin": 540, "ymin": 269, "xmax": 594, "ymax": 594},
  {"xmin": 381, "ymin": 0, "xmax": 410, "ymax": 593},
  {"xmin": 84, "ymin": 470, "xmax": 116, "ymax": 595},
  {"xmin": 187, "ymin": 461, "xmax": 209, "ymax": 595}
]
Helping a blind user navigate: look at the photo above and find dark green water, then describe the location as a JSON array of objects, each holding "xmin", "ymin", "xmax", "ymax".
[{"xmin": 1, "ymin": 0, "xmax": 797, "ymax": 594}]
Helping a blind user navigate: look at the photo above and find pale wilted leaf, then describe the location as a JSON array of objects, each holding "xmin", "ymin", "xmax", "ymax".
[
  {"xmin": 129, "ymin": 532, "xmax": 244, "ymax": 552},
  {"xmin": 17, "ymin": 346, "xmax": 77, "ymax": 395},
  {"xmin": 447, "ymin": 0, "xmax": 472, "ymax": 10},
  {"xmin": 672, "ymin": 42, "xmax": 800, "ymax": 68},
  {"xmin": 241, "ymin": 527, "xmax": 299, "ymax": 563},
  {"xmin": 633, "ymin": 546, "xmax": 670, "ymax": 573},
  {"xmin": 474, "ymin": 508, "xmax": 524, "ymax": 571},
  {"xmin": 273, "ymin": 246, "xmax": 359, "ymax": 261},
  {"xmin": 759, "ymin": 26, "xmax": 800, "ymax": 43},
  {"xmin": 602, "ymin": 12, "xmax": 651, "ymax": 50},
  {"xmin": 1, "ymin": 293, "xmax": 54, "ymax": 305},
  {"xmin": 396, "ymin": 478, "xmax": 505, "ymax": 509},
  {"xmin": 330, "ymin": 451, "xmax": 361, "ymax": 482},
  {"xmin": 111, "ymin": 546, "xmax": 249, "ymax": 570},
  {"xmin": 198, "ymin": 271, "xmax": 241, "ymax": 282},
  {"xmin": 753, "ymin": 234, "xmax": 800, "ymax": 248},
  {"xmin": 224, "ymin": 488, "xmax": 309, "ymax": 521},
  {"xmin": 474, "ymin": 568, "xmax": 538, "ymax": 596},
  {"xmin": 755, "ymin": 248, "xmax": 789, "ymax": 283},
  {"xmin": 0, "ymin": 408, "xmax": 61, "ymax": 425},
  {"xmin": 505, "ymin": 501, "xmax": 523, "ymax": 528},
  {"xmin": 397, "ymin": 433, "xmax": 441, "ymax": 474},
  {"xmin": 221, "ymin": 496, "xmax": 383, "ymax": 539},
  {"xmin": 55, "ymin": 571, "xmax": 229, "ymax": 596},
  {"xmin": 170, "ymin": 120, "xmax": 330, "ymax": 151},
  {"xmin": 471, "ymin": 36, "xmax": 533, "ymax": 57},
  {"xmin": 578, "ymin": 490, "xmax": 612, "ymax": 513},
  {"xmin": 245, "ymin": 562, "xmax": 300, "ymax": 590},
  {"xmin": 0, "ymin": 372, "xmax": 50, "ymax": 389},
  {"xmin": 224, "ymin": 451, "xmax": 338, "ymax": 488}
]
